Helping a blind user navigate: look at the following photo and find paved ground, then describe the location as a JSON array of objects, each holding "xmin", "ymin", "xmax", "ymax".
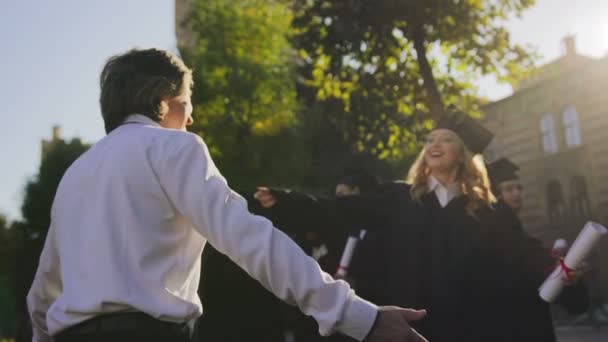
[{"xmin": 556, "ymin": 326, "xmax": 608, "ymax": 342}]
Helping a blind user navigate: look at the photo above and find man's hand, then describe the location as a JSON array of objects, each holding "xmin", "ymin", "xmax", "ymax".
[{"xmin": 365, "ymin": 306, "xmax": 428, "ymax": 342}]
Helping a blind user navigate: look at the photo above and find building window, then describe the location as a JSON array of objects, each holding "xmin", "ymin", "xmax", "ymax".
[
  {"xmin": 546, "ymin": 179, "xmax": 566, "ymax": 225},
  {"xmin": 569, "ymin": 175, "xmax": 590, "ymax": 223},
  {"xmin": 563, "ymin": 106, "xmax": 582, "ymax": 147},
  {"xmin": 540, "ymin": 114, "xmax": 558, "ymax": 154}
]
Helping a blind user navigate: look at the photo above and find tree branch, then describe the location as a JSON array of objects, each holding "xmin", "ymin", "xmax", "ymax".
[{"xmin": 412, "ymin": 23, "xmax": 444, "ymax": 122}]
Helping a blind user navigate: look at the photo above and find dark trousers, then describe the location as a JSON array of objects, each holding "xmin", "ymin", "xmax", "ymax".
[{"xmin": 54, "ymin": 312, "xmax": 190, "ymax": 342}]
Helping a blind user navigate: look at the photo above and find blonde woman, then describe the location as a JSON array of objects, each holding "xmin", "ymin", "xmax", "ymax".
[{"xmin": 255, "ymin": 111, "xmax": 580, "ymax": 342}]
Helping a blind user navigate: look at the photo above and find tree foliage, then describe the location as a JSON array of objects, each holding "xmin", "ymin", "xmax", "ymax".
[
  {"xmin": 0, "ymin": 214, "xmax": 18, "ymax": 338},
  {"xmin": 20, "ymin": 139, "xmax": 90, "ymax": 238},
  {"xmin": 10, "ymin": 138, "xmax": 89, "ymax": 341},
  {"xmin": 179, "ymin": 0, "xmax": 537, "ymax": 189},
  {"xmin": 292, "ymin": 0, "xmax": 537, "ymax": 159},
  {"xmin": 181, "ymin": 0, "xmax": 308, "ymax": 190},
  {"xmin": 0, "ymin": 215, "xmax": 17, "ymax": 273}
]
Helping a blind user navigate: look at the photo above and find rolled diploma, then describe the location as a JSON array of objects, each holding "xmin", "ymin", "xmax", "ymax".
[
  {"xmin": 539, "ymin": 221, "xmax": 607, "ymax": 302},
  {"xmin": 335, "ymin": 236, "xmax": 359, "ymax": 278}
]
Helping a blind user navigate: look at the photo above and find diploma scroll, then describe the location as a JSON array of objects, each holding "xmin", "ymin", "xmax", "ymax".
[
  {"xmin": 335, "ymin": 236, "xmax": 358, "ymax": 278},
  {"xmin": 539, "ymin": 221, "xmax": 607, "ymax": 302}
]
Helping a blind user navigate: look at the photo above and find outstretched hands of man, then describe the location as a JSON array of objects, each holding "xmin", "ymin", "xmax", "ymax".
[
  {"xmin": 366, "ymin": 307, "xmax": 428, "ymax": 342},
  {"xmin": 255, "ymin": 187, "xmax": 429, "ymax": 341}
]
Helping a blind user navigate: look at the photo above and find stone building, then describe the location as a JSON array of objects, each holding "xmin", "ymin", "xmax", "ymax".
[{"xmin": 482, "ymin": 36, "xmax": 608, "ymax": 300}]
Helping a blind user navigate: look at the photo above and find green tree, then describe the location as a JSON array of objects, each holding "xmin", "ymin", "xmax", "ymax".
[
  {"xmin": 0, "ymin": 273, "xmax": 16, "ymax": 338},
  {"xmin": 293, "ymin": 0, "xmax": 537, "ymax": 159},
  {"xmin": 12, "ymin": 138, "xmax": 89, "ymax": 342},
  {"xmin": 0, "ymin": 215, "xmax": 17, "ymax": 273},
  {"xmin": 181, "ymin": 0, "xmax": 308, "ymax": 190},
  {"xmin": 20, "ymin": 138, "xmax": 90, "ymax": 238},
  {"xmin": 0, "ymin": 214, "xmax": 18, "ymax": 338},
  {"xmin": 178, "ymin": 0, "xmax": 538, "ymax": 191}
]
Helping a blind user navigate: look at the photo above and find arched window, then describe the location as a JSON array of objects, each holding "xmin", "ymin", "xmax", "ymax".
[
  {"xmin": 546, "ymin": 179, "xmax": 566, "ymax": 225},
  {"xmin": 563, "ymin": 106, "xmax": 582, "ymax": 147},
  {"xmin": 540, "ymin": 114, "xmax": 558, "ymax": 154},
  {"xmin": 569, "ymin": 175, "xmax": 590, "ymax": 222}
]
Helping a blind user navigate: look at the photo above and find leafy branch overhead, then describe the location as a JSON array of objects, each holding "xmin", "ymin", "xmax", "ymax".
[
  {"xmin": 181, "ymin": 0, "xmax": 307, "ymax": 189},
  {"xmin": 293, "ymin": 0, "xmax": 537, "ymax": 157},
  {"xmin": 178, "ymin": 0, "xmax": 537, "ymax": 185}
]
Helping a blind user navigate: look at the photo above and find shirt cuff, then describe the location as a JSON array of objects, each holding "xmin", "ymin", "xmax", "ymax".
[{"xmin": 336, "ymin": 293, "xmax": 379, "ymax": 341}]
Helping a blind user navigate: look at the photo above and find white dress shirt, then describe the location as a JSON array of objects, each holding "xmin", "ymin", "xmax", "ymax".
[
  {"xmin": 427, "ymin": 175, "xmax": 461, "ymax": 207},
  {"xmin": 27, "ymin": 114, "xmax": 377, "ymax": 342}
]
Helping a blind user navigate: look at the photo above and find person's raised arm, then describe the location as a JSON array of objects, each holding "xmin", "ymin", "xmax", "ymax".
[
  {"xmin": 254, "ymin": 183, "xmax": 401, "ymax": 235},
  {"xmin": 155, "ymin": 133, "xmax": 427, "ymax": 342}
]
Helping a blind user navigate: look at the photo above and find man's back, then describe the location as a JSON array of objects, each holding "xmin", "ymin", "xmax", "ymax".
[
  {"xmin": 43, "ymin": 116, "xmax": 206, "ymax": 335},
  {"xmin": 28, "ymin": 47, "xmax": 428, "ymax": 342}
]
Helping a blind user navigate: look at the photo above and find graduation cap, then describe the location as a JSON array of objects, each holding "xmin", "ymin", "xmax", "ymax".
[
  {"xmin": 487, "ymin": 158, "xmax": 520, "ymax": 190},
  {"xmin": 434, "ymin": 106, "xmax": 494, "ymax": 154}
]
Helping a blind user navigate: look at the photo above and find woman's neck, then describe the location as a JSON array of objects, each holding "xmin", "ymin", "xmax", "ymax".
[{"xmin": 431, "ymin": 169, "xmax": 458, "ymax": 186}]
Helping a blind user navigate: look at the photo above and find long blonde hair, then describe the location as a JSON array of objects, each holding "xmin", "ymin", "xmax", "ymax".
[{"xmin": 406, "ymin": 135, "xmax": 495, "ymax": 216}]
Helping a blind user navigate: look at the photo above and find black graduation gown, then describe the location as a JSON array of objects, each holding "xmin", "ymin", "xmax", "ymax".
[
  {"xmin": 270, "ymin": 182, "xmax": 589, "ymax": 342},
  {"xmin": 194, "ymin": 191, "xmax": 322, "ymax": 342},
  {"xmin": 469, "ymin": 200, "xmax": 589, "ymax": 342},
  {"xmin": 271, "ymin": 182, "xmax": 487, "ymax": 341}
]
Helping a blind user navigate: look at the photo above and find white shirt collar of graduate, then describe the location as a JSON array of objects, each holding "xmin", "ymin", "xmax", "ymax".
[
  {"xmin": 427, "ymin": 175, "xmax": 462, "ymax": 207},
  {"xmin": 122, "ymin": 113, "xmax": 160, "ymax": 127}
]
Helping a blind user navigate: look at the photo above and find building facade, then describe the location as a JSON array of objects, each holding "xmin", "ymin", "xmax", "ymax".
[
  {"xmin": 482, "ymin": 37, "xmax": 608, "ymax": 300},
  {"xmin": 41, "ymin": 126, "xmax": 62, "ymax": 160}
]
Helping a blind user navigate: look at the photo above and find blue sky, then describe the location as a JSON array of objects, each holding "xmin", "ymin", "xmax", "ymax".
[{"xmin": 0, "ymin": 0, "xmax": 607, "ymax": 220}]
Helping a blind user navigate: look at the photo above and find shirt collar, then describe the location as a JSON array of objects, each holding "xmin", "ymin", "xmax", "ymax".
[
  {"xmin": 427, "ymin": 175, "xmax": 462, "ymax": 207},
  {"xmin": 122, "ymin": 114, "xmax": 161, "ymax": 127},
  {"xmin": 427, "ymin": 175, "xmax": 441, "ymax": 193}
]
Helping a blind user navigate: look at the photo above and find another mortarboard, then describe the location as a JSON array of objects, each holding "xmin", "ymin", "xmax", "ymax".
[
  {"xmin": 434, "ymin": 107, "xmax": 494, "ymax": 154},
  {"xmin": 487, "ymin": 158, "xmax": 520, "ymax": 187}
]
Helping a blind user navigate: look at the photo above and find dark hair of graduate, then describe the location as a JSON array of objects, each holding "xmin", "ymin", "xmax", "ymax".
[
  {"xmin": 337, "ymin": 168, "xmax": 380, "ymax": 195},
  {"xmin": 99, "ymin": 48, "xmax": 193, "ymax": 133}
]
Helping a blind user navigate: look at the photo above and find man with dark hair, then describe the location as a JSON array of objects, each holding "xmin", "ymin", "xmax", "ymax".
[
  {"xmin": 98, "ymin": 48, "xmax": 194, "ymax": 134},
  {"xmin": 27, "ymin": 48, "xmax": 427, "ymax": 342}
]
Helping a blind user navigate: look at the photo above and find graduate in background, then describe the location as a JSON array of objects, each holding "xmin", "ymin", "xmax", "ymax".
[
  {"xmin": 487, "ymin": 158, "xmax": 523, "ymax": 219},
  {"xmin": 485, "ymin": 158, "xmax": 589, "ymax": 342},
  {"xmin": 319, "ymin": 169, "xmax": 380, "ymax": 280},
  {"xmin": 195, "ymin": 170, "xmax": 381, "ymax": 342},
  {"xmin": 194, "ymin": 192, "xmax": 290, "ymax": 342},
  {"xmin": 320, "ymin": 170, "xmax": 382, "ymax": 342}
]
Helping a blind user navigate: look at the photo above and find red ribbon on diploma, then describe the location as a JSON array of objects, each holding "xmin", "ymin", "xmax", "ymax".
[
  {"xmin": 544, "ymin": 257, "xmax": 574, "ymax": 282},
  {"xmin": 558, "ymin": 257, "xmax": 574, "ymax": 282}
]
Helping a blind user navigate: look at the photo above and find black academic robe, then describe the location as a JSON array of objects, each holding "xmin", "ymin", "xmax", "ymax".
[
  {"xmin": 270, "ymin": 182, "xmax": 589, "ymax": 342},
  {"xmin": 469, "ymin": 200, "xmax": 589, "ymax": 342},
  {"xmin": 194, "ymin": 191, "xmax": 322, "ymax": 342},
  {"xmin": 271, "ymin": 182, "xmax": 486, "ymax": 341}
]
